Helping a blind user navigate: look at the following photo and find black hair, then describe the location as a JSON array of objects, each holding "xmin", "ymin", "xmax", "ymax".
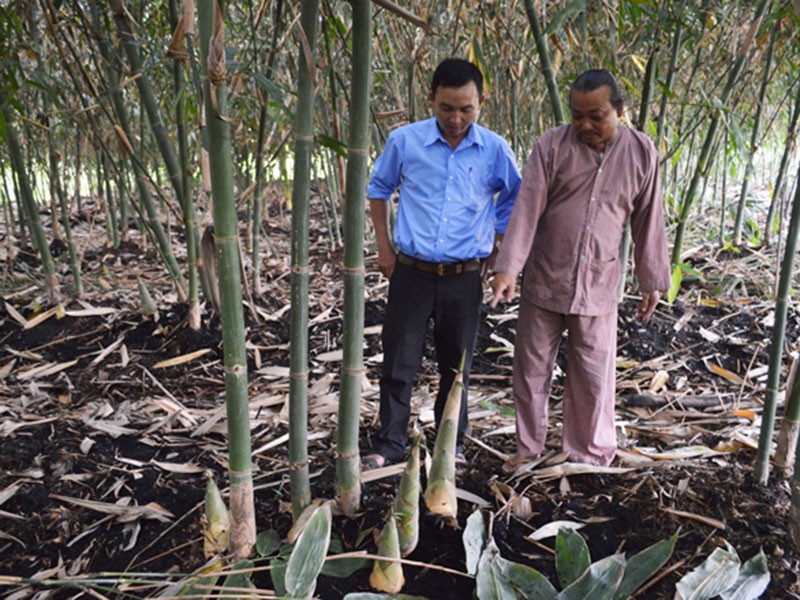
[
  {"xmin": 431, "ymin": 59, "xmax": 484, "ymax": 96},
  {"xmin": 570, "ymin": 69, "xmax": 625, "ymax": 111}
]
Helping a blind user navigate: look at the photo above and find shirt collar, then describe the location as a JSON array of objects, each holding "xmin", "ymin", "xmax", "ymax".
[{"xmin": 423, "ymin": 117, "xmax": 484, "ymax": 149}]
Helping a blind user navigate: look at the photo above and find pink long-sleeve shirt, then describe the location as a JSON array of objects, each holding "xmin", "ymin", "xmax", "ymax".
[{"xmin": 494, "ymin": 124, "xmax": 671, "ymax": 316}]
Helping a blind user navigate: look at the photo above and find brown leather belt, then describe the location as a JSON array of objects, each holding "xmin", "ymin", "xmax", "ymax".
[{"xmin": 397, "ymin": 253, "xmax": 481, "ymax": 277}]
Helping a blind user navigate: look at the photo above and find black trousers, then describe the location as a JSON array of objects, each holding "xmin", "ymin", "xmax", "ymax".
[{"xmin": 372, "ymin": 262, "xmax": 482, "ymax": 463}]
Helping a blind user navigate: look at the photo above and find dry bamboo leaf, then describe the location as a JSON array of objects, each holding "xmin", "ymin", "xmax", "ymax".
[
  {"xmin": 705, "ymin": 362, "xmax": 744, "ymax": 385},
  {"xmin": 732, "ymin": 409, "xmax": 756, "ymax": 421},
  {"xmin": 314, "ymin": 349, "xmax": 343, "ymax": 362},
  {"xmin": 18, "ymin": 360, "xmax": 78, "ymax": 381},
  {"xmin": 528, "ymin": 520, "xmax": 584, "ymax": 541},
  {"xmin": 151, "ymin": 460, "xmax": 206, "ymax": 474},
  {"xmin": 90, "ymin": 337, "xmax": 125, "ymax": 366},
  {"xmin": 152, "ymin": 348, "xmax": 213, "ymax": 369},
  {"xmin": 4, "ymin": 302, "xmax": 27, "ymax": 327},
  {"xmin": 0, "ymin": 359, "xmax": 16, "ymax": 380},
  {"xmin": 64, "ymin": 307, "xmax": 117, "ymax": 317},
  {"xmin": 1, "ymin": 416, "xmax": 58, "ymax": 437},
  {"xmin": 698, "ymin": 327, "xmax": 721, "ymax": 343},
  {"xmin": 22, "ymin": 305, "xmax": 63, "ymax": 330},
  {"xmin": 533, "ymin": 463, "xmax": 635, "ymax": 480},
  {"xmin": 0, "ymin": 484, "xmax": 22, "ymax": 507},
  {"xmin": 0, "ymin": 530, "xmax": 25, "ymax": 548},
  {"xmin": 257, "ymin": 366, "xmax": 291, "ymax": 378},
  {"xmin": 700, "ymin": 298, "xmax": 725, "ymax": 308},
  {"xmin": 634, "ymin": 446, "xmax": 718, "ymax": 460},
  {"xmin": 455, "ymin": 487, "xmax": 491, "ymax": 509},
  {"xmin": 361, "ymin": 462, "xmax": 407, "ymax": 483},
  {"xmin": 663, "ymin": 507, "xmax": 725, "ymax": 530},
  {"xmin": 52, "ymin": 494, "xmax": 175, "ymax": 523},
  {"xmin": 84, "ymin": 419, "xmax": 138, "ymax": 437}
]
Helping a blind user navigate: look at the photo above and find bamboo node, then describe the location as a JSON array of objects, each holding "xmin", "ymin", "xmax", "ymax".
[
  {"xmin": 290, "ymin": 460, "xmax": 309, "ymax": 471},
  {"xmin": 342, "ymin": 266, "xmax": 365, "ymax": 274},
  {"xmin": 289, "ymin": 370, "xmax": 309, "ymax": 380},
  {"xmin": 342, "ymin": 367, "xmax": 367, "ymax": 376},
  {"xmin": 335, "ymin": 450, "xmax": 360, "ymax": 460}
]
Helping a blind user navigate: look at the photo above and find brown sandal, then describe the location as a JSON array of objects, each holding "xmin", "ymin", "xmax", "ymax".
[
  {"xmin": 501, "ymin": 454, "xmax": 530, "ymax": 475},
  {"xmin": 361, "ymin": 453, "xmax": 387, "ymax": 472}
]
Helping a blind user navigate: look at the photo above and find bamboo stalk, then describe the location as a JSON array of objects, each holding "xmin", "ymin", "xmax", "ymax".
[
  {"xmin": 199, "ymin": 0, "xmax": 256, "ymax": 557},
  {"xmin": 335, "ymin": 0, "xmax": 371, "ymax": 518}
]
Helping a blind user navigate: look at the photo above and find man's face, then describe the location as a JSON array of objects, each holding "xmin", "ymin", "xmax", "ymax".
[
  {"xmin": 429, "ymin": 81, "xmax": 484, "ymax": 147},
  {"xmin": 569, "ymin": 85, "xmax": 622, "ymax": 152}
]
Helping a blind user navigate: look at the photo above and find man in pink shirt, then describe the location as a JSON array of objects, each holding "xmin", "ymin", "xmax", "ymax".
[{"xmin": 491, "ymin": 69, "xmax": 670, "ymax": 470}]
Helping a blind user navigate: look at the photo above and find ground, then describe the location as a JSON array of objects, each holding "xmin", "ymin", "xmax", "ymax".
[{"xmin": 1, "ymin": 200, "xmax": 799, "ymax": 599}]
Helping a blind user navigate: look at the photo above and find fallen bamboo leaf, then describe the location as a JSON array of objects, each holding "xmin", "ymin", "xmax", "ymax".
[
  {"xmin": 153, "ymin": 348, "xmax": 214, "ymax": 369},
  {"xmin": 4, "ymin": 302, "xmax": 27, "ymax": 326},
  {"xmin": 90, "ymin": 337, "xmax": 126, "ymax": 366},
  {"xmin": 531, "ymin": 463, "xmax": 635, "ymax": 480},
  {"xmin": 455, "ymin": 487, "xmax": 491, "ymax": 509},
  {"xmin": 731, "ymin": 409, "xmax": 756, "ymax": 421},
  {"xmin": 151, "ymin": 460, "xmax": 206, "ymax": 474},
  {"xmin": 634, "ymin": 445, "xmax": 718, "ymax": 460},
  {"xmin": 23, "ymin": 305, "xmax": 64, "ymax": 330},
  {"xmin": 0, "ymin": 484, "xmax": 22, "ymax": 507},
  {"xmin": 0, "ymin": 359, "xmax": 16, "ymax": 380},
  {"xmin": 705, "ymin": 362, "xmax": 744, "ymax": 385},
  {"xmin": 65, "ymin": 307, "xmax": 117, "ymax": 317},
  {"xmin": 663, "ymin": 507, "xmax": 725, "ymax": 530},
  {"xmin": 18, "ymin": 360, "xmax": 78, "ymax": 381},
  {"xmin": 528, "ymin": 520, "xmax": 584, "ymax": 541},
  {"xmin": 51, "ymin": 494, "xmax": 175, "ymax": 522}
]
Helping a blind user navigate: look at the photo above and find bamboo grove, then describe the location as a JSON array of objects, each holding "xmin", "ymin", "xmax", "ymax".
[{"xmin": 2, "ymin": 0, "xmax": 800, "ymax": 554}]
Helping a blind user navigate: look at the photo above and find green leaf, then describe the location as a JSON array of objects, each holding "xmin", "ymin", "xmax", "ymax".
[
  {"xmin": 463, "ymin": 509, "xmax": 487, "ymax": 576},
  {"xmin": 555, "ymin": 526, "xmax": 591, "ymax": 589},
  {"xmin": 719, "ymin": 548, "xmax": 770, "ymax": 600},
  {"xmin": 544, "ymin": 0, "xmax": 587, "ymax": 34},
  {"xmin": 285, "ymin": 502, "xmax": 332, "ymax": 599},
  {"xmin": 256, "ymin": 528, "xmax": 282, "ymax": 557},
  {"xmin": 270, "ymin": 557, "xmax": 287, "ymax": 596},
  {"xmin": 676, "ymin": 544, "xmax": 741, "ymax": 600},
  {"xmin": 667, "ymin": 264, "xmax": 682, "ymax": 305},
  {"xmin": 614, "ymin": 530, "xmax": 678, "ymax": 599},
  {"xmin": 475, "ymin": 539, "xmax": 518, "ymax": 600},
  {"xmin": 320, "ymin": 555, "xmax": 372, "ymax": 578},
  {"xmin": 498, "ymin": 558, "xmax": 558, "ymax": 599},
  {"xmin": 222, "ymin": 558, "xmax": 255, "ymax": 594},
  {"xmin": 557, "ymin": 554, "xmax": 625, "ymax": 600},
  {"xmin": 318, "ymin": 134, "xmax": 347, "ymax": 158}
]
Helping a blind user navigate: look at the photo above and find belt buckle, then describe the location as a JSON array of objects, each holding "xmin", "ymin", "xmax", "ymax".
[{"xmin": 437, "ymin": 263, "xmax": 445, "ymax": 277}]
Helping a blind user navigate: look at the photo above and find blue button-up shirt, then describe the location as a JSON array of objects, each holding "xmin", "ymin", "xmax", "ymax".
[{"xmin": 367, "ymin": 118, "xmax": 521, "ymax": 263}]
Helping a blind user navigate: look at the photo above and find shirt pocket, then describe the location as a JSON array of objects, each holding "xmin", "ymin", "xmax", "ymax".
[{"xmin": 468, "ymin": 165, "xmax": 491, "ymax": 212}]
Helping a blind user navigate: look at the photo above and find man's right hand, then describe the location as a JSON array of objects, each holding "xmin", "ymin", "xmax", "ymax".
[
  {"xmin": 490, "ymin": 272, "xmax": 516, "ymax": 307},
  {"xmin": 377, "ymin": 246, "xmax": 398, "ymax": 280}
]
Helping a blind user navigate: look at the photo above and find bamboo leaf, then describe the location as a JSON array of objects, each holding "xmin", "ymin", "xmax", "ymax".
[
  {"xmin": 320, "ymin": 555, "xmax": 371, "ymax": 578},
  {"xmin": 719, "ymin": 548, "xmax": 770, "ymax": 600},
  {"xmin": 544, "ymin": 0, "xmax": 587, "ymax": 34},
  {"xmin": 343, "ymin": 594, "xmax": 429, "ymax": 599},
  {"xmin": 153, "ymin": 348, "xmax": 213, "ymax": 369},
  {"xmin": 222, "ymin": 558, "xmax": 256, "ymax": 595},
  {"xmin": 475, "ymin": 538, "xmax": 518, "ymax": 600},
  {"xmin": 556, "ymin": 526, "xmax": 591, "ymax": 589},
  {"xmin": 614, "ymin": 530, "xmax": 678, "ymax": 599},
  {"xmin": 498, "ymin": 558, "xmax": 558, "ymax": 599},
  {"xmin": 528, "ymin": 520, "xmax": 585, "ymax": 542},
  {"xmin": 676, "ymin": 544, "xmax": 741, "ymax": 600},
  {"xmin": 285, "ymin": 501, "xmax": 332, "ymax": 599},
  {"xmin": 464, "ymin": 509, "xmax": 487, "ymax": 576},
  {"xmin": 255, "ymin": 529, "xmax": 282, "ymax": 558},
  {"xmin": 556, "ymin": 554, "xmax": 625, "ymax": 600}
]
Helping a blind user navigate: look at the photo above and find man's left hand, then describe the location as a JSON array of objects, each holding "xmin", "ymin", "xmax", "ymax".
[{"xmin": 637, "ymin": 291, "xmax": 661, "ymax": 320}]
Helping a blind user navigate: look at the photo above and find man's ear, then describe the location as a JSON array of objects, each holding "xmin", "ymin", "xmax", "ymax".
[
  {"xmin": 479, "ymin": 93, "xmax": 486, "ymax": 107},
  {"xmin": 428, "ymin": 90, "xmax": 434, "ymax": 105}
]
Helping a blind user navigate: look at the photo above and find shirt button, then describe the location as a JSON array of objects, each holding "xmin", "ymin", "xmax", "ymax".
[
  {"xmin": 443, "ymin": 218, "xmax": 448, "ymax": 222},
  {"xmin": 449, "ymin": 176, "xmax": 453, "ymax": 180},
  {"xmin": 585, "ymin": 225, "xmax": 590, "ymax": 230},
  {"xmin": 591, "ymin": 197, "xmax": 596, "ymax": 202}
]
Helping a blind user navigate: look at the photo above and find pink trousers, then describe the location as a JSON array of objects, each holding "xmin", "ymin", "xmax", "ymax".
[{"xmin": 512, "ymin": 299, "xmax": 617, "ymax": 466}]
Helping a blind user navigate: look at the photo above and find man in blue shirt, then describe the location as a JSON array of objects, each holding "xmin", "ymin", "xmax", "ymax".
[{"xmin": 363, "ymin": 58, "xmax": 521, "ymax": 471}]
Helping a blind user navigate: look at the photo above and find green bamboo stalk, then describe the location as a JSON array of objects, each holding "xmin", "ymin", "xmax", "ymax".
[
  {"xmin": 619, "ymin": 47, "xmax": 657, "ymax": 300},
  {"xmin": 113, "ymin": 0, "xmax": 185, "ymax": 207},
  {"xmin": 655, "ymin": 19, "xmax": 683, "ymax": 151},
  {"xmin": 765, "ymin": 79, "xmax": 800, "ymax": 246},
  {"xmin": 199, "ymin": 0, "xmax": 255, "ymax": 557},
  {"xmin": 335, "ymin": 0, "xmax": 371, "ymax": 517},
  {"xmin": 522, "ymin": 0, "xmax": 564, "ymax": 125},
  {"xmin": 169, "ymin": 0, "xmax": 201, "ymax": 330},
  {"xmin": 732, "ymin": 26, "xmax": 776, "ymax": 246},
  {"xmin": 288, "ymin": 0, "xmax": 320, "ymax": 520},
  {"xmin": 0, "ymin": 91, "xmax": 60, "ymax": 304},
  {"xmin": 671, "ymin": 0, "xmax": 770, "ymax": 265},
  {"xmin": 48, "ymin": 128, "xmax": 83, "ymax": 298},
  {"xmin": 755, "ymin": 150, "xmax": 800, "ymax": 483}
]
